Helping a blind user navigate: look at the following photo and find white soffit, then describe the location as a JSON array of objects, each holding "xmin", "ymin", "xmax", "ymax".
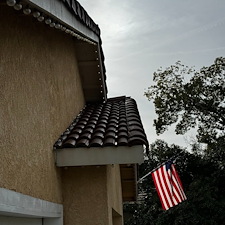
[
  {"xmin": 26, "ymin": 0, "xmax": 99, "ymax": 42},
  {"xmin": 55, "ymin": 145, "xmax": 144, "ymax": 167}
]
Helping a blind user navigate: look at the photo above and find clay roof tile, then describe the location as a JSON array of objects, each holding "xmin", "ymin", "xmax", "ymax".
[
  {"xmin": 54, "ymin": 96, "xmax": 148, "ymax": 149},
  {"xmin": 62, "ymin": 139, "xmax": 76, "ymax": 148}
]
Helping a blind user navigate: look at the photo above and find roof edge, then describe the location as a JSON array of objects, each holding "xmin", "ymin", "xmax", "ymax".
[
  {"xmin": 21, "ymin": 0, "xmax": 107, "ymax": 100},
  {"xmin": 26, "ymin": 0, "xmax": 99, "ymax": 42},
  {"xmin": 55, "ymin": 145, "xmax": 144, "ymax": 167}
]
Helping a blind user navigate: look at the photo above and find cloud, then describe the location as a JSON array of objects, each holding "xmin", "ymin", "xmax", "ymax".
[{"xmin": 78, "ymin": 0, "xmax": 225, "ymax": 148}]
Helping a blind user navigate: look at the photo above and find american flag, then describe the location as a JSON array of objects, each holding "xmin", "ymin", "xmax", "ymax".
[{"xmin": 152, "ymin": 161, "xmax": 187, "ymax": 210}]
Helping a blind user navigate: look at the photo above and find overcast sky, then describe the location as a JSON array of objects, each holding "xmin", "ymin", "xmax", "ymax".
[{"xmin": 79, "ymin": 0, "xmax": 225, "ymax": 149}]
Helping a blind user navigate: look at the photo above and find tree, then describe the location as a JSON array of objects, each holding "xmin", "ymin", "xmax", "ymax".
[
  {"xmin": 124, "ymin": 140, "xmax": 187, "ymax": 225},
  {"xmin": 124, "ymin": 140, "xmax": 225, "ymax": 225},
  {"xmin": 124, "ymin": 57, "xmax": 225, "ymax": 224},
  {"xmin": 144, "ymin": 57, "xmax": 225, "ymax": 145}
]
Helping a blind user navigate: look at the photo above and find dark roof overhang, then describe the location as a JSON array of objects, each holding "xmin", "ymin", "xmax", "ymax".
[
  {"xmin": 75, "ymin": 40, "xmax": 107, "ymax": 102},
  {"xmin": 14, "ymin": 0, "xmax": 107, "ymax": 101}
]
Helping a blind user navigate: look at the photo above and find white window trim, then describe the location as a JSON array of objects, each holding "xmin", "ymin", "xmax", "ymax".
[{"xmin": 0, "ymin": 188, "xmax": 63, "ymax": 225}]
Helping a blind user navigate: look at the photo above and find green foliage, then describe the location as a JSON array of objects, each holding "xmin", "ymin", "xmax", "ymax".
[
  {"xmin": 127, "ymin": 58, "xmax": 225, "ymax": 224},
  {"xmin": 144, "ymin": 57, "xmax": 225, "ymax": 145},
  {"xmin": 124, "ymin": 140, "xmax": 225, "ymax": 225}
]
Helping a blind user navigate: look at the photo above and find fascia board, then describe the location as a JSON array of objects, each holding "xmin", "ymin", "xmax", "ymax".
[
  {"xmin": 26, "ymin": 0, "xmax": 99, "ymax": 42},
  {"xmin": 55, "ymin": 146, "xmax": 144, "ymax": 167}
]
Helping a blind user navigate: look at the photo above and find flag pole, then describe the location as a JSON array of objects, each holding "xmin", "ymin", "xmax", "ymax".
[
  {"xmin": 137, "ymin": 150, "xmax": 185, "ymax": 184},
  {"xmin": 137, "ymin": 160, "xmax": 168, "ymax": 184}
]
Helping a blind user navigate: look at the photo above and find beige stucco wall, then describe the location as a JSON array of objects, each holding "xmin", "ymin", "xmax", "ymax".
[
  {"xmin": 62, "ymin": 166, "xmax": 108, "ymax": 225},
  {"xmin": 107, "ymin": 165, "xmax": 123, "ymax": 225},
  {"xmin": 0, "ymin": 5, "xmax": 85, "ymax": 203},
  {"xmin": 62, "ymin": 165, "xmax": 123, "ymax": 225}
]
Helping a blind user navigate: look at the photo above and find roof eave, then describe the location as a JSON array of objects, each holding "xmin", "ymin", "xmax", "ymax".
[
  {"xmin": 26, "ymin": 0, "xmax": 99, "ymax": 41},
  {"xmin": 25, "ymin": 0, "xmax": 107, "ymax": 101},
  {"xmin": 75, "ymin": 41, "xmax": 107, "ymax": 102}
]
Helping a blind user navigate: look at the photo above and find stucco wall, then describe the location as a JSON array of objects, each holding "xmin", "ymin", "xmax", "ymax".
[
  {"xmin": 0, "ymin": 6, "xmax": 85, "ymax": 203},
  {"xmin": 62, "ymin": 166, "xmax": 108, "ymax": 225},
  {"xmin": 107, "ymin": 165, "xmax": 123, "ymax": 225},
  {"xmin": 62, "ymin": 165, "xmax": 123, "ymax": 225}
]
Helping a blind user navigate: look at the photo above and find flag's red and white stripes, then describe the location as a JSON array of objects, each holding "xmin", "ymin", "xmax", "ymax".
[{"xmin": 152, "ymin": 162, "xmax": 187, "ymax": 210}]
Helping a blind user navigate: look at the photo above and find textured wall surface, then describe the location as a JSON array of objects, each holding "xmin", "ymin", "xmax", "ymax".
[
  {"xmin": 0, "ymin": 5, "xmax": 85, "ymax": 203},
  {"xmin": 62, "ymin": 165, "xmax": 123, "ymax": 225},
  {"xmin": 107, "ymin": 165, "xmax": 123, "ymax": 225},
  {"xmin": 62, "ymin": 166, "xmax": 108, "ymax": 225}
]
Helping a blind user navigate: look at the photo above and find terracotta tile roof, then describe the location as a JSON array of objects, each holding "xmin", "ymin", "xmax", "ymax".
[{"xmin": 54, "ymin": 96, "xmax": 149, "ymax": 150}]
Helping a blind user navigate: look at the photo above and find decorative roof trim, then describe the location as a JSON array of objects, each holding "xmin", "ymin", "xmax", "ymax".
[
  {"xmin": 55, "ymin": 145, "xmax": 144, "ymax": 167},
  {"xmin": 6, "ymin": 0, "xmax": 98, "ymax": 45},
  {"xmin": 5, "ymin": 0, "xmax": 107, "ymax": 100}
]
